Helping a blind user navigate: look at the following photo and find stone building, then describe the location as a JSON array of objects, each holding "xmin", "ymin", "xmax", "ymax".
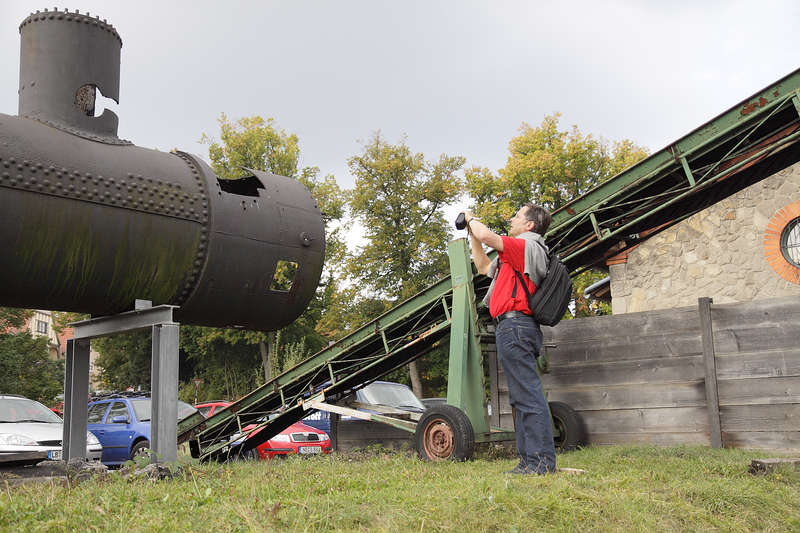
[{"xmin": 608, "ymin": 161, "xmax": 800, "ymax": 313}]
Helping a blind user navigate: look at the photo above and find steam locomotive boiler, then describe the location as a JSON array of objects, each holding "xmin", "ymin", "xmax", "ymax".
[{"xmin": 0, "ymin": 9, "xmax": 325, "ymax": 331}]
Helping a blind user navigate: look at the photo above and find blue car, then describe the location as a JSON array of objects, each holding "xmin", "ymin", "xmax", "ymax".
[{"xmin": 87, "ymin": 396, "xmax": 197, "ymax": 466}]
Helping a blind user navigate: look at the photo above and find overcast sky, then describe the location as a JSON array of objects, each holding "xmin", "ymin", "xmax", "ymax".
[{"xmin": 2, "ymin": 1, "xmax": 798, "ymax": 224}]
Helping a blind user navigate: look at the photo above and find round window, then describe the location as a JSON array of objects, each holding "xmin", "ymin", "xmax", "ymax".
[
  {"xmin": 781, "ymin": 217, "xmax": 800, "ymax": 268},
  {"xmin": 764, "ymin": 202, "xmax": 800, "ymax": 285}
]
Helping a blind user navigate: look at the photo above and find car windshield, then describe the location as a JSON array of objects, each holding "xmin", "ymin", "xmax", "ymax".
[
  {"xmin": 360, "ymin": 382, "xmax": 425, "ymax": 410},
  {"xmin": 130, "ymin": 399, "xmax": 197, "ymax": 422},
  {"xmin": 0, "ymin": 397, "xmax": 62, "ymax": 423}
]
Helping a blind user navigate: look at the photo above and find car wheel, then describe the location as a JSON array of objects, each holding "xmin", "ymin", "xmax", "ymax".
[
  {"xmin": 130, "ymin": 439, "xmax": 150, "ymax": 460},
  {"xmin": 549, "ymin": 401, "xmax": 586, "ymax": 452},
  {"xmin": 414, "ymin": 405, "xmax": 474, "ymax": 461}
]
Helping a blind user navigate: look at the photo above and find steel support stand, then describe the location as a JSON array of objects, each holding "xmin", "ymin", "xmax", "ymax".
[
  {"xmin": 62, "ymin": 338, "xmax": 90, "ymax": 461},
  {"xmin": 151, "ymin": 323, "xmax": 179, "ymax": 462},
  {"xmin": 63, "ymin": 302, "xmax": 179, "ymax": 463}
]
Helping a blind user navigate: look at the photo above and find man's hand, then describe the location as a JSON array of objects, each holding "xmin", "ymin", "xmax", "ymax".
[
  {"xmin": 465, "ymin": 212, "xmax": 503, "ymax": 252},
  {"xmin": 464, "ymin": 209, "xmax": 503, "ymax": 275}
]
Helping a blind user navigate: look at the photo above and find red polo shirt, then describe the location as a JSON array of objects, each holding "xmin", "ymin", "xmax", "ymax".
[{"xmin": 489, "ymin": 236, "xmax": 538, "ymax": 318}]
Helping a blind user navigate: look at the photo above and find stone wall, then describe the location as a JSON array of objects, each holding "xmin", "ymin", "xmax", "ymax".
[{"xmin": 610, "ymin": 161, "xmax": 800, "ymax": 314}]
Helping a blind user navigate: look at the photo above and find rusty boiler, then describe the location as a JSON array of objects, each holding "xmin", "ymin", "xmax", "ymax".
[{"xmin": 0, "ymin": 9, "xmax": 325, "ymax": 331}]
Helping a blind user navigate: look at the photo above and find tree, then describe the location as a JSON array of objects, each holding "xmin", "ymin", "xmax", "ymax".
[
  {"xmin": 465, "ymin": 114, "xmax": 649, "ymax": 317},
  {"xmin": 466, "ymin": 113, "xmax": 649, "ymax": 228},
  {"xmin": 0, "ymin": 307, "xmax": 32, "ymax": 332},
  {"xmin": 0, "ymin": 308, "xmax": 63, "ymax": 404},
  {"xmin": 347, "ymin": 132, "xmax": 465, "ymax": 396},
  {"xmin": 92, "ymin": 331, "xmax": 153, "ymax": 391}
]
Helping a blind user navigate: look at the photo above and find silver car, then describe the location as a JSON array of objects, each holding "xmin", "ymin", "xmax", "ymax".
[{"xmin": 0, "ymin": 394, "xmax": 102, "ymax": 464}]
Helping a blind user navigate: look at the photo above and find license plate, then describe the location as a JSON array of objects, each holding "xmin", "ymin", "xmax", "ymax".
[
  {"xmin": 48, "ymin": 450, "xmax": 62, "ymax": 460},
  {"xmin": 298, "ymin": 446, "xmax": 321, "ymax": 454}
]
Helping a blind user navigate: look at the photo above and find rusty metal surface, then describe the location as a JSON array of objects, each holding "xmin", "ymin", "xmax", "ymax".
[{"xmin": 0, "ymin": 10, "xmax": 325, "ymax": 331}]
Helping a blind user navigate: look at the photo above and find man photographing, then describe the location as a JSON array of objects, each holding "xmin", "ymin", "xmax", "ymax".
[{"xmin": 462, "ymin": 204, "xmax": 557, "ymax": 474}]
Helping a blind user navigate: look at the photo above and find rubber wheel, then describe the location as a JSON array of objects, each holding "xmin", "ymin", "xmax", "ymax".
[
  {"xmin": 130, "ymin": 439, "xmax": 150, "ymax": 460},
  {"xmin": 549, "ymin": 401, "xmax": 585, "ymax": 452},
  {"xmin": 414, "ymin": 405, "xmax": 474, "ymax": 461}
]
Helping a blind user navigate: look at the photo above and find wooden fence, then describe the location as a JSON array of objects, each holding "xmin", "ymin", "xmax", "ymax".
[{"xmin": 488, "ymin": 295, "xmax": 800, "ymax": 450}]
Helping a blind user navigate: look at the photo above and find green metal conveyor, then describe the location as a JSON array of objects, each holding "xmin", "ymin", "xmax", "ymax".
[{"xmin": 178, "ymin": 67, "xmax": 800, "ymax": 462}]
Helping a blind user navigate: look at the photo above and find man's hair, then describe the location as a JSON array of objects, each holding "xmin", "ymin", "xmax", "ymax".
[{"xmin": 523, "ymin": 203, "xmax": 552, "ymax": 235}]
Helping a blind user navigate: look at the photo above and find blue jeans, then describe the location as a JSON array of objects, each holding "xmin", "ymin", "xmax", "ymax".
[{"xmin": 496, "ymin": 316, "xmax": 556, "ymax": 473}]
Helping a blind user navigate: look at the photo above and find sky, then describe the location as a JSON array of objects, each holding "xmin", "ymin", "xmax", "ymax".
[{"xmin": 1, "ymin": 0, "xmax": 799, "ymax": 237}]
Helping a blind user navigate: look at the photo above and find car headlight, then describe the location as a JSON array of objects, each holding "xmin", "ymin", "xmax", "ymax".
[
  {"xmin": 318, "ymin": 432, "xmax": 330, "ymax": 441},
  {"xmin": 270, "ymin": 434, "xmax": 290, "ymax": 443},
  {"xmin": 86, "ymin": 432, "xmax": 100, "ymax": 446},
  {"xmin": 0, "ymin": 433, "xmax": 36, "ymax": 446}
]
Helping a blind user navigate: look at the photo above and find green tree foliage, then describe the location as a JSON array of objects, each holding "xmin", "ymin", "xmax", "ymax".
[
  {"xmin": 465, "ymin": 114, "xmax": 649, "ymax": 317},
  {"xmin": 466, "ymin": 113, "xmax": 649, "ymax": 228},
  {"xmin": 348, "ymin": 133, "xmax": 465, "ymax": 298},
  {"xmin": 347, "ymin": 133, "xmax": 465, "ymax": 396},
  {"xmin": 93, "ymin": 331, "xmax": 152, "ymax": 391},
  {"xmin": 0, "ymin": 307, "xmax": 32, "ymax": 332},
  {"xmin": 0, "ymin": 308, "xmax": 63, "ymax": 404}
]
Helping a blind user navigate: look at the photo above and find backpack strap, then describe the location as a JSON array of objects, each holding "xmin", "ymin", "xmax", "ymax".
[{"xmin": 513, "ymin": 269, "xmax": 533, "ymax": 302}]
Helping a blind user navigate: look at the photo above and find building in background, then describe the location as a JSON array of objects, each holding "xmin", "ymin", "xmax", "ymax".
[
  {"xmin": 26, "ymin": 310, "xmax": 61, "ymax": 359},
  {"xmin": 606, "ymin": 161, "xmax": 800, "ymax": 313}
]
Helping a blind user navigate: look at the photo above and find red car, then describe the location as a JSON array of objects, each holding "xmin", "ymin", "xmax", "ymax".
[{"xmin": 194, "ymin": 401, "xmax": 332, "ymax": 459}]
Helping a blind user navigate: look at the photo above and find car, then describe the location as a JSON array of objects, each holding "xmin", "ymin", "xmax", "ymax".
[
  {"xmin": 194, "ymin": 401, "xmax": 230, "ymax": 418},
  {"xmin": 87, "ymin": 395, "xmax": 197, "ymax": 466},
  {"xmin": 421, "ymin": 398, "xmax": 447, "ymax": 409},
  {"xmin": 0, "ymin": 394, "xmax": 102, "ymax": 465},
  {"xmin": 194, "ymin": 401, "xmax": 332, "ymax": 459},
  {"xmin": 303, "ymin": 380, "xmax": 426, "ymax": 435}
]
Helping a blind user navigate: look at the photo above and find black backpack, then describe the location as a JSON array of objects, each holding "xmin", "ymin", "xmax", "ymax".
[{"xmin": 510, "ymin": 242, "xmax": 573, "ymax": 327}]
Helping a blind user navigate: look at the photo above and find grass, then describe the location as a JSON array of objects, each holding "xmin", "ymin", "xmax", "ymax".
[{"xmin": 1, "ymin": 445, "xmax": 798, "ymax": 532}]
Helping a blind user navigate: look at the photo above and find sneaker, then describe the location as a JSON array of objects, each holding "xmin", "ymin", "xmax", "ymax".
[{"xmin": 505, "ymin": 462, "xmax": 528, "ymax": 474}]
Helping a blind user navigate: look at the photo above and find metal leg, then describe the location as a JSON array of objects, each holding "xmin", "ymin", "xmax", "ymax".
[
  {"xmin": 63, "ymin": 339, "xmax": 90, "ymax": 461},
  {"xmin": 62, "ymin": 339, "xmax": 73, "ymax": 460},
  {"xmin": 151, "ymin": 323, "xmax": 179, "ymax": 463},
  {"xmin": 446, "ymin": 240, "xmax": 489, "ymax": 437}
]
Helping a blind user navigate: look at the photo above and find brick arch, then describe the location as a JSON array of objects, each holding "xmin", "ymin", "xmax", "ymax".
[{"xmin": 764, "ymin": 200, "xmax": 800, "ymax": 285}]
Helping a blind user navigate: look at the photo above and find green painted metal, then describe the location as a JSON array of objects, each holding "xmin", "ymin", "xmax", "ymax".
[
  {"xmin": 446, "ymin": 239, "xmax": 490, "ymax": 439},
  {"xmin": 680, "ymin": 156, "xmax": 696, "ymax": 187}
]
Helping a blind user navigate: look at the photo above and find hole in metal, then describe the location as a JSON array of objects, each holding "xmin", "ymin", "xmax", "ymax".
[
  {"xmin": 74, "ymin": 84, "xmax": 118, "ymax": 117},
  {"xmin": 217, "ymin": 174, "xmax": 265, "ymax": 197},
  {"xmin": 269, "ymin": 260, "xmax": 298, "ymax": 292}
]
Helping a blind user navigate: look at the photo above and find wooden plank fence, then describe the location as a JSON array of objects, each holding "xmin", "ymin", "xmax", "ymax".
[{"xmin": 487, "ymin": 295, "xmax": 800, "ymax": 450}]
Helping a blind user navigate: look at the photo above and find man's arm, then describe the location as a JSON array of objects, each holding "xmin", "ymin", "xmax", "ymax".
[{"xmin": 464, "ymin": 211, "xmax": 503, "ymax": 276}]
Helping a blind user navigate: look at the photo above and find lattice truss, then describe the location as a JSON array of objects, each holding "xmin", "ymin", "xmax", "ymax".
[{"xmin": 548, "ymin": 87, "xmax": 800, "ymax": 276}]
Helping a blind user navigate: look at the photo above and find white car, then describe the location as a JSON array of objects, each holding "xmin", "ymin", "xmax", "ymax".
[{"xmin": 0, "ymin": 394, "xmax": 102, "ymax": 465}]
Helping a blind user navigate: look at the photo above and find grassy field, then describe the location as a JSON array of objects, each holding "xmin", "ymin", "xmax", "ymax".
[{"xmin": 1, "ymin": 445, "xmax": 798, "ymax": 532}]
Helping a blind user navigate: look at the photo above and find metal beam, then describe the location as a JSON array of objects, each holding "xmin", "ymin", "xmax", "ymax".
[{"xmin": 72, "ymin": 305, "xmax": 177, "ymax": 340}]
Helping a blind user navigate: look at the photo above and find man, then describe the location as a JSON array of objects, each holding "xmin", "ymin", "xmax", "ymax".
[{"xmin": 462, "ymin": 204, "xmax": 556, "ymax": 474}]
